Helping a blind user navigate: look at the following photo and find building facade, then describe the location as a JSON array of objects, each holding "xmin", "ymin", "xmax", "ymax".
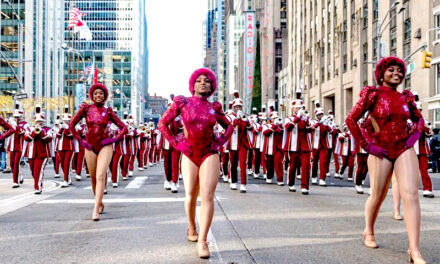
[
  {"xmin": 287, "ymin": 0, "xmax": 436, "ymax": 125},
  {"xmin": 63, "ymin": 0, "xmax": 148, "ymax": 123}
]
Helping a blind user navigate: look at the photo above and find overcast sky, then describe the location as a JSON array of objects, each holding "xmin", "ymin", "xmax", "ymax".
[{"xmin": 145, "ymin": 0, "xmax": 207, "ymax": 100}]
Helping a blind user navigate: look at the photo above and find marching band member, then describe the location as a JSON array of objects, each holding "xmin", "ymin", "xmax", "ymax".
[
  {"xmin": 310, "ymin": 104, "xmax": 332, "ymax": 186},
  {"xmin": 247, "ymin": 107, "xmax": 258, "ymax": 176},
  {"xmin": 332, "ymin": 124, "xmax": 342, "ymax": 178},
  {"xmin": 24, "ymin": 106, "xmax": 52, "ymax": 194},
  {"xmin": 137, "ymin": 123, "xmax": 147, "ymax": 171},
  {"xmin": 259, "ymin": 105, "xmax": 268, "ymax": 179},
  {"xmin": 148, "ymin": 118, "xmax": 157, "ymax": 166},
  {"xmin": 121, "ymin": 112, "xmax": 133, "ymax": 180},
  {"xmin": 220, "ymin": 102, "xmax": 233, "ymax": 182},
  {"xmin": 157, "ymin": 68, "xmax": 233, "ymax": 258},
  {"xmin": 144, "ymin": 123, "xmax": 152, "ymax": 169},
  {"xmin": 57, "ymin": 105, "xmax": 75, "ymax": 188},
  {"xmin": 227, "ymin": 90, "xmax": 251, "ymax": 192},
  {"xmin": 7, "ymin": 103, "xmax": 28, "ymax": 188},
  {"xmin": 0, "ymin": 115, "xmax": 14, "ymax": 175},
  {"xmin": 354, "ymin": 114, "xmax": 371, "ymax": 194},
  {"xmin": 70, "ymin": 83, "xmax": 127, "ymax": 221},
  {"xmin": 162, "ymin": 102, "xmax": 173, "ymax": 191},
  {"xmin": 52, "ymin": 114, "xmax": 62, "ymax": 178},
  {"xmin": 74, "ymin": 120, "xmax": 87, "ymax": 181},
  {"xmin": 154, "ymin": 127, "xmax": 161, "ymax": 164},
  {"xmin": 283, "ymin": 99, "xmax": 312, "ymax": 194},
  {"xmin": 413, "ymin": 101, "xmax": 435, "ymax": 198},
  {"xmin": 251, "ymin": 110, "xmax": 264, "ymax": 179},
  {"xmin": 109, "ymin": 123, "xmax": 125, "ymax": 187},
  {"xmin": 127, "ymin": 116, "xmax": 138, "ymax": 177},
  {"xmin": 325, "ymin": 110, "xmax": 335, "ymax": 177},
  {"xmin": 263, "ymin": 106, "xmax": 284, "ymax": 185},
  {"xmin": 170, "ymin": 115, "xmax": 183, "ymax": 192},
  {"xmin": 336, "ymin": 124, "xmax": 356, "ymax": 181}
]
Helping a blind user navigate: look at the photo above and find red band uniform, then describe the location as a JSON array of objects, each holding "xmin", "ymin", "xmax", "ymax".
[{"xmin": 283, "ymin": 99, "xmax": 312, "ymax": 193}]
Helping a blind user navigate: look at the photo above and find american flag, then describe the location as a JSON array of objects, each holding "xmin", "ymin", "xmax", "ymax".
[{"xmin": 68, "ymin": 7, "xmax": 81, "ymax": 29}]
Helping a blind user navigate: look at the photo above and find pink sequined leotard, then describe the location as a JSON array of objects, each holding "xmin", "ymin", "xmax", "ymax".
[
  {"xmin": 158, "ymin": 96, "xmax": 233, "ymax": 167},
  {"xmin": 70, "ymin": 103, "xmax": 128, "ymax": 155},
  {"xmin": 345, "ymin": 86, "xmax": 424, "ymax": 161}
]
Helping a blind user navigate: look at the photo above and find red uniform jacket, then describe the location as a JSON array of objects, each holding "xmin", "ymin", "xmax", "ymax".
[
  {"xmin": 312, "ymin": 121, "xmax": 332, "ymax": 150},
  {"xmin": 24, "ymin": 126, "xmax": 52, "ymax": 159},
  {"xmin": 283, "ymin": 116, "xmax": 312, "ymax": 152},
  {"xmin": 227, "ymin": 114, "xmax": 251, "ymax": 150},
  {"xmin": 7, "ymin": 121, "xmax": 27, "ymax": 152},
  {"xmin": 56, "ymin": 126, "xmax": 74, "ymax": 151}
]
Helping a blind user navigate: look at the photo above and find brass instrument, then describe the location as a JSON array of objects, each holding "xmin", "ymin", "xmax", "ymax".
[
  {"xmin": 145, "ymin": 128, "xmax": 151, "ymax": 136},
  {"xmin": 34, "ymin": 125, "xmax": 42, "ymax": 134}
]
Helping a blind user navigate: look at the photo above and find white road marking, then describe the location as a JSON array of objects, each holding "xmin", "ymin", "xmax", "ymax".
[
  {"xmin": 0, "ymin": 181, "xmax": 65, "ymax": 217},
  {"xmin": 38, "ymin": 196, "xmax": 226, "ymax": 204},
  {"xmin": 251, "ymin": 184, "xmax": 260, "ymax": 188},
  {"xmin": 196, "ymin": 206, "xmax": 223, "ymax": 263},
  {"xmin": 126, "ymin": 176, "xmax": 148, "ymax": 189}
]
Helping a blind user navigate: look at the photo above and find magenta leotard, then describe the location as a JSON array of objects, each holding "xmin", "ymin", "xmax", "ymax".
[
  {"xmin": 70, "ymin": 103, "xmax": 128, "ymax": 155},
  {"xmin": 346, "ymin": 86, "xmax": 424, "ymax": 161},
  {"xmin": 158, "ymin": 95, "xmax": 233, "ymax": 167}
]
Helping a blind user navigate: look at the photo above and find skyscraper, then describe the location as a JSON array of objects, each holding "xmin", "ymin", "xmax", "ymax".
[{"xmin": 64, "ymin": 0, "xmax": 148, "ymax": 122}]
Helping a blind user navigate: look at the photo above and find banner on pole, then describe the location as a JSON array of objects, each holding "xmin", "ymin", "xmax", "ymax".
[
  {"xmin": 244, "ymin": 11, "xmax": 256, "ymax": 113},
  {"xmin": 75, "ymin": 83, "xmax": 85, "ymax": 109}
]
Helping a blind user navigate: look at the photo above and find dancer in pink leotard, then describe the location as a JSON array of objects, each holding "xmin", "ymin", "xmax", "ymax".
[{"xmin": 158, "ymin": 68, "xmax": 233, "ymax": 259}]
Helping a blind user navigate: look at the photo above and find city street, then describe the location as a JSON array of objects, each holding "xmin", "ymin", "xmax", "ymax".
[{"xmin": 0, "ymin": 162, "xmax": 439, "ymax": 264}]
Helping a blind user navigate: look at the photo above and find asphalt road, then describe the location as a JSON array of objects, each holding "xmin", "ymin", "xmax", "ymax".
[{"xmin": 0, "ymin": 162, "xmax": 439, "ymax": 264}]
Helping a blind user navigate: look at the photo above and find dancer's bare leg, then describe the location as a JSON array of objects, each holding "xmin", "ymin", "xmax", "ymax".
[
  {"xmin": 181, "ymin": 155, "xmax": 199, "ymax": 231},
  {"xmin": 94, "ymin": 145, "xmax": 113, "ymax": 214},
  {"xmin": 394, "ymin": 148, "xmax": 422, "ymax": 258},
  {"xmin": 84, "ymin": 150, "xmax": 97, "ymax": 195},
  {"xmin": 198, "ymin": 154, "xmax": 220, "ymax": 242},
  {"xmin": 365, "ymin": 155, "xmax": 393, "ymax": 237},
  {"xmin": 391, "ymin": 173, "xmax": 402, "ymax": 219}
]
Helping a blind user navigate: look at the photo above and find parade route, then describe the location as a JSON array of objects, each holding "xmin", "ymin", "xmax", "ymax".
[{"xmin": 0, "ymin": 164, "xmax": 439, "ymax": 264}]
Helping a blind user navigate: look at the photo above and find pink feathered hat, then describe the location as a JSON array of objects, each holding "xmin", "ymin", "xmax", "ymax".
[
  {"xmin": 374, "ymin": 56, "xmax": 406, "ymax": 86},
  {"xmin": 89, "ymin": 83, "xmax": 109, "ymax": 102},
  {"xmin": 189, "ymin": 68, "xmax": 217, "ymax": 97}
]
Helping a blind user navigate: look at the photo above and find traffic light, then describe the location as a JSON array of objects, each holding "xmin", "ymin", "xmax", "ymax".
[{"xmin": 421, "ymin": 51, "xmax": 432, "ymax": 69}]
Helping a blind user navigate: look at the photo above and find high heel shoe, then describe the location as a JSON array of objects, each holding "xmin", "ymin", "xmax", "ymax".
[
  {"xmin": 187, "ymin": 228, "xmax": 198, "ymax": 242},
  {"xmin": 92, "ymin": 212, "xmax": 100, "ymax": 221},
  {"xmin": 408, "ymin": 250, "xmax": 426, "ymax": 264},
  {"xmin": 197, "ymin": 241, "xmax": 210, "ymax": 259},
  {"xmin": 363, "ymin": 233, "xmax": 378, "ymax": 248},
  {"xmin": 393, "ymin": 212, "xmax": 403, "ymax": 221},
  {"xmin": 98, "ymin": 203, "xmax": 104, "ymax": 214}
]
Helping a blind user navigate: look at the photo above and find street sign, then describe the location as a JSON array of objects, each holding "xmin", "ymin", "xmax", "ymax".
[
  {"xmin": 407, "ymin": 62, "xmax": 415, "ymax": 75},
  {"xmin": 14, "ymin": 93, "xmax": 27, "ymax": 100}
]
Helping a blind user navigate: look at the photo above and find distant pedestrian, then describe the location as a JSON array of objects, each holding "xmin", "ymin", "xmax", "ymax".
[{"xmin": 430, "ymin": 128, "xmax": 440, "ymax": 172}]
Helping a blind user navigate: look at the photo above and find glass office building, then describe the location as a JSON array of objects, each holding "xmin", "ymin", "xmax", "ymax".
[{"xmin": 64, "ymin": 0, "xmax": 148, "ymax": 122}]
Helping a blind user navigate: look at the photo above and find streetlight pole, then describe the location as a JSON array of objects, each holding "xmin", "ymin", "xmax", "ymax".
[{"xmin": 375, "ymin": 1, "xmax": 406, "ymax": 61}]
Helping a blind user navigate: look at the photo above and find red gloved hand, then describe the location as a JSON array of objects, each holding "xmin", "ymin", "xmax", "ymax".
[
  {"xmin": 101, "ymin": 137, "xmax": 117, "ymax": 146},
  {"xmin": 176, "ymin": 141, "xmax": 192, "ymax": 157},
  {"xmin": 366, "ymin": 143, "xmax": 388, "ymax": 159},
  {"xmin": 405, "ymin": 132, "xmax": 421, "ymax": 148},
  {"xmin": 80, "ymin": 140, "xmax": 93, "ymax": 150},
  {"xmin": 211, "ymin": 136, "xmax": 227, "ymax": 151}
]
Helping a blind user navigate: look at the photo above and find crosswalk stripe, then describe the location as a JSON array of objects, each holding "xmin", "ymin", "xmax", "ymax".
[{"xmin": 125, "ymin": 176, "xmax": 148, "ymax": 189}]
